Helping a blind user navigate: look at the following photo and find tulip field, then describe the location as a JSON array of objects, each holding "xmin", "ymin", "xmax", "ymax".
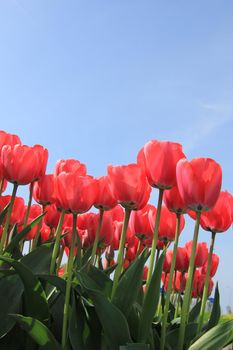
[{"xmin": 0, "ymin": 130, "xmax": 233, "ymax": 350}]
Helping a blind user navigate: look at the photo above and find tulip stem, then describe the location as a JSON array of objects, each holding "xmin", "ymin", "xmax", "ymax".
[
  {"xmin": 31, "ymin": 205, "xmax": 46, "ymax": 251},
  {"xmin": 49, "ymin": 210, "xmax": 65, "ymax": 274},
  {"xmin": 90, "ymin": 209, "xmax": 104, "ymax": 265},
  {"xmin": 61, "ymin": 213, "xmax": 77, "ymax": 349},
  {"xmin": 146, "ymin": 188, "xmax": 164, "ymax": 290},
  {"xmin": 23, "ymin": 182, "xmax": 34, "ymax": 228},
  {"xmin": 0, "ymin": 179, "xmax": 4, "ymax": 197},
  {"xmin": 160, "ymin": 213, "xmax": 181, "ymax": 350},
  {"xmin": 0, "ymin": 183, "xmax": 18, "ymax": 254},
  {"xmin": 57, "ymin": 245, "xmax": 65, "ymax": 273},
  {"xmin": 197, "ymin": 230, "xmax": 216, "ymax": 333},
  {"xmin": 178, "ymin": 211, "xmax": 201, "ymax": 350},
  {"xmin": 111, "ymin": 208, "xmax": 131, "ymax": 298}
]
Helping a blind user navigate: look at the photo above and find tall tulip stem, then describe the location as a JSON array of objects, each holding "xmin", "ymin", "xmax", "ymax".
[
  {"xmin": 61, "ymin": 213, "xmax": 77, "ymax": 349},
  {"xmin": 49, "ymin": 210, "xmax": 65, "ymax": 274},
  {"xmin": 160, "ymin": 213, "xmax": 181, "ymax": 350},
  {"xmin": 197, "ymin": 230, "xmax": 216, "ymax": 333},
  {"xmin": 90, "ymin": 209, "xmax": 104, "ymax": 265},
  {"xmin": 178, "ymin": 211, "xmax": 201, "ymax": 350},
  {"xmin": 146, "ymin": 188, "xmax": 164, "ymax": 290},
  {"xmin": 0, "ymin": 183, "xmax": 18, "ymax": 254},
  {"xmin": 111, "ymin": 208, "xmax": 131, "ymax": 298},
  {"xmin": 23, "ymin": 182, "xmax": 34, "ymax": 228}
]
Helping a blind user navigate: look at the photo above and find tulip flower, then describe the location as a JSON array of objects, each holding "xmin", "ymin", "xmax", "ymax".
[
  {"xmin": 185, "ymin": 241, "xmax": 208, "ymax": 268},
  {"xmin": 175, "ymin": 247, "xmax": 189, "ymax": 272},
  {"xmin": 0, "ymin": 195, "xmax": 25, "ymax": 226},
  {"xmin": 44, "ymin": 204, "xmax": 61, "ymax": 228},
  {"xmin": 201, "ymin": 253, "xmax": 219, "ymax": 277},
  {"xmin": 54, "ymin": 158, "xmax": 86, "ymax": 176},
  {"xmin": 129, "ymin": 204, "xmax": 154, "ymax": 242},
  {"xmin": 94, "ymin": 176, "xmax": 117, "ymax": 211},
  {"xmin": 164, "ymin": 186, "xmax": 187, "ymax": 214},
  {"xmin": 33, "ymin": 174, "xmax": 56, "ymax": 206}
]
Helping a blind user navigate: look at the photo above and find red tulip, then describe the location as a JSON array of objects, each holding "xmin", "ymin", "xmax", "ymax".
[
  {"xmin": 137, "ymin": 140, "xmax": 185, "ymax": 189},
  {"xmin": 40, "ymin": 224, "xmax": 52, "ymax": 243},
  {"xmin": 86, "ymin": 212, "xmax": 114, "ymax": 248},
  {"xmin": 149, "ymin": 205, "xmax": 185, "ymax": 241},
  {"xmin": 1, "ymin": 144, "xmax": 48, "ymax": 185},
  {"xmin": 107, "ymin": 205, "xmax": 124, "ymax": 221},
  {"xmin": 0, "ymin": 130, "xmax": 21, "ymax": 152},
  {"xmin": 197, "ymin": 273, "xmax": 214, "ymax": 298},
  {"xmin": 129, "ymin": 204, "xmax": 154, "ymax": 241},
  {"xmin": 176, "ymin": 158, "xmax": 222, "ymax": 212},
  {"xmin": 175, "ymin": 247, "xmax": 189, "ymax": 272},
  {"xmin": 174, "ymin": 271, "xmax": 186, "ymax": 293},
  {"xmin": 94, "ymin": 176, "xmax": 117, "ymax": 210},
  {"xmin": 108, "ymin": 163, "xmax": 151, "ymax": 210},
  {"xmin": 55, "ymin": 173, "xmax": 97, "ymax": 214},
  {"xmin": 33, "ymin": 174, "xmax": 56, "ymax": 206},
  {"xmin": 111, "ymin": 220, "xmax": 133, "ymax": 250},
  {"xmin": 22, "ymin": 204, "xmax": 42, "ymax": 240},
  {"xmin": 185, "ymin": 241, "xmax": 208, "ymax": 268},
  {"xmin": 201, "ymin": 253, "xmax": 219, "ymax": 277},
  {"xmin": 54, "ymin": 159, "xmax": 86, "ymax": 176},
  {"xmin": 0, "ymin": 195, "xmax": 25, "ymax": 225},
  {"xmin": 163, "ymin": 250, "xmax": 173, "ymax": 273},
  {"xmin": 44, "ymin": 204, "xmax": 61, "ymax": 228},
  {"xmin": 164, "ymin": 186, "xmax": 187, "ymax": 214}
]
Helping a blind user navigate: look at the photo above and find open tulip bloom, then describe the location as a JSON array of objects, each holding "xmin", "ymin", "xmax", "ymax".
[{"xmin": 0, "ymin": 131, "xmax": 232, "ymax": 350}]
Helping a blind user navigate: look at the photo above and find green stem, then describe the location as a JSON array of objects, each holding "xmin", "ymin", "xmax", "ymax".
[
  {"xmin": 146, "ymin": 189, "xmax": 164, "ymax": 290},
  {"xmin": 90, "ymin": 209, "xmax": 104, "ymax": 265},
  {"xmin": 197, "ymin": 231, "xmax": 216, "ymax": 333},
  {"xmin": 0, "ymin": 183, "xmax": 18, "ymax": 254},
  {"xmin": 56, "ymin": 245, "xmax": 65, "ymax": 274},
  {"xmin": 23, "ymin": 182, "xmax": 34, "ymax": 228},
  {"xmin": 31, "ymin": 204, "xmax": 46, "ymax": 250},
  {"xmin": 49, "ymin": 210, "xmax": 65, "ymax": 274},
  {"xmin": 111, "ymin": 208, "xmax": 131, "ymax": 298},
  {"xmin": 61, "ymin": 213, "xmax": 77, "ymax": 349},
  {"xmin": 160, "ymin": 214, "xmax": 181, "ymax": 350},
  {"xmin": 178, "ymin": 211, "xmax": 201, "ymax": 350}
]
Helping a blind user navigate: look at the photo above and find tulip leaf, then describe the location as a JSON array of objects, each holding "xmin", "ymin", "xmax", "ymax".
[
  {"xmin": 10, "ymin": 314, "xmax": 60, "ymax": 349},
  {"xmin": 79, "ymin": 264, "xmax": 113, "ymax": 297},
  {"xmin": 207, "ymin": 283, "xmax": 220, "ymax": 330},
  {"xmin": 189, "ymin": 300, "xmax": 202, "ymax": 322},
  {"xmin": 21, "ymin": 242, "xmax": 54, "ymax": 274},
  {"xmin": 78, "ymin": 275, "xmax": 132, "ymax": 350},
  {"xmin": 5, "ymin": 213, "xmax": 45, "ymax": 254},
  {"xmin": 0, "ymin": 203, "xmax": 10, "ymax": 226},
  {"xmin": 138, "ymin": 251, "xmax": 165, "ymax": 343},
  {"xmin": 0, "ymin": 256, "xmax": 49, "ymax": 322},
  {"xmin": 120, "ymin": 344, "xmax": 150, "ymax": 349},
  {"xmin": 112, "ymin": 249, "xmax": 148, "ymax": 318},
  {"xmin": 189, "ymin": 320, "xmax": 233, "ymax": 350},
  {"xmin": 37, "ymin": 274, "xmax": 67, "ymax": 295}
]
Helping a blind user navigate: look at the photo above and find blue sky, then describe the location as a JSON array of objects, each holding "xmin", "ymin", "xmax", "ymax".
[{"xmin": 0, "ymin": 1, "xmax": 233, "ymax": 310}]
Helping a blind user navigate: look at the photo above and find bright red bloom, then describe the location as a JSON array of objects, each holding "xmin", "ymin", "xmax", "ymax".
[
  {"xmin": 175, "ymin": 247, "xmax": 189, "ymax": 272},
  {"xmin": 185, "ymin": 241, "xmax": 208, "ymax": 268},
  {"xmin": 44, "ymin": 204, "xmax": 61, "ymax": 228},
  {"xmin": 174, "ymin": 271, "xmax": 186, "ymax": 293},
  {"xmin": 40, "ymin": 224, "xmax": 51, "ymax": 243},
  {"xmin": 55, "ymin": 173, "xmax": 97, "ymax": 214},
  {"xmin": 163, "ymin": 250, "xmax": 173, "ymax": 273},
  {"xmin": 176, "ymin": 158, "xmax": 222, "ymax": 212},
  {"xmin": 23, "ymin": 204, "xmax": 42, "ymax": 240},
  {"xmin": 1, "ymin": 144, "xmax": 48, "ymax": 185},
  {"xmin": 0, "ymin": 130, "xmax": 21, "ymax": 152},
  {"xmin": 157, "ymin": 240, "xmax": 165, "ymax": 250},
  {"xmin": 86, "ymin": 212, "xmax": 114, "ymax": 248},
  {"xmin": 137, "ymin": 140, "xmax": 185, "ymax": 189},
  {"xmin": 108, "ymin": 163, "xmax": 151, "ymax": 210},
  {"xmin": 149, "ymin": 205, "xmax": 185, "ymax": 241},
  {"xmin": 111, "ymin": 220, "xmax": 133, "ymax": 250},
  {"xmin": 129, "ymin": 204, "xmax": 154, "ymax": 241},
  {"xmin": 107, "ymin": 205, "xmax": 124, "ymax": 221},
  {"xmin": 201, "ymin": 253, "xmax": 219, "ymax": 277},
  {"xmin": 0, "ymin": 195, "xmax": 25, "ymax": 225},
  {"xmin": 54, "ymin": 159, "xmax": 86, "ymax": 176},
  {"xmin": 33, "ymin": 174, "xmax": 56, "ymax": 206},
  {"xmin": 164, "ymin": 186, "xmax": 187, "ymax": 214},
  {"xmin": 197, "ymin": 273, "xmax": 214, "ymax": 298},
  {"xmin": 94, "ymin": 176, "xmax": 117, "ymax": 210}
]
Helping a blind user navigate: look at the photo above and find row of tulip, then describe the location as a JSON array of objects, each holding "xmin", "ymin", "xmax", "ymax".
[{"xmin": 0, "ymin": 129, "xmax": 232, "ymax": 350}]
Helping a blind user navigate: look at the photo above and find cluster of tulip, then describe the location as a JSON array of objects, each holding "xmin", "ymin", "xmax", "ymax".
[{"xmin": 0, "ymin": 129, "xmax": 232, "ymax": 350}]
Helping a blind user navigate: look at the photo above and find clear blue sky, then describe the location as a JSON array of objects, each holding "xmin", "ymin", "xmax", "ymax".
[{"xmin": 0, "ymin": 1, "xmax": 233, "ymax": 310}]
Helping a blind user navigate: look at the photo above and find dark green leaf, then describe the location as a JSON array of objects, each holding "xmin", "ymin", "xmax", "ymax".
[
  {"xmin": 189, "ymin": 320, "xmax": 233, "ymax": 350},
  {"xmin": 112, "ymin": 249, "xmax": 148, "ymax": 317},
  {"xmin": 81, "ymin": 246, "xmax": 93, "ymax": 266},
  {"xmin": 207, "ymin": 283, "xmax": 221, "ymax": 330},
  {"xmin": 11, "ymin": 314, "xmax": 60, "ymax": 350},
  {"xmin": 103, "ymin": 263, "xmax": 117, "ymax": 276},
  {"xmin": 189, "ymin": 300, "xmax": 202, "ymax": 322},
  {"xmin": 37, "ymin": 274, "xmax": 66, "ymax": 295},
  {"xmin": 120, "ymin": 344, "xmax": 150, "ymax": 349},
  {"xmin": 79, "ymin": 265, "xmax": 112, "ymax": 297},
  {"xmin": 138, "ymin": 252, "xmax": 165, "ymax": 343},
  {"xmin": 21, "ymin": 242, "xmax": 54, "ymax": 274},
  {"xmin": 0, "ymin": 203, "xmax": 10, "ymax": 225}
]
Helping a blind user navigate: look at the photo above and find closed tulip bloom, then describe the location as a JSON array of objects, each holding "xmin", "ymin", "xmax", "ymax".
[
  {"xmin": 1, "ymin": 144, "xmax": 48, "ymax": 185},
  {"xmin": 129, "ymin": 204, "xmax": 154, "ymax": 241},
  {"xmin": 175, "ymin": 247, "xmax": 189, "ymax": 272},
  {"xmin": 107, "ymin": 205, "xmax": 124, "ymax": 221},
  {"xmin": 0, "ymin": 130, "xmax": 21, "ymax": 151},
  {"xmin": 33, "ymin": 174, "xmax": 56, "ymax": 206},
  {"xmin": 54, "ymin": 159, "xmax": 86, "ymax": 176},
  {"xmin": 94, "ymin": 176, "xmax": 117, "ymax": 210},
  {"xmin": 137, "ymin": 140, "xmax": 185, "ymax": 189},
  {"xmin": 163, "ymin": 250, "xmax": 173, "ymax": 273},
  {"xmin": 40, "ymin": 224, "xmax": 52, "ymax": 243},
  {"xmin": 86, "ymin": 212, "xmax": 114, "ymax": 248},
  {"xmin": 201, "ymin": 253, "xmax": 219, "ymax": 277},
  {"xmin": 185, "ymin": 241, "xmax": 208, "ymax": 268},
  {"xmin": 55, "ymin": 173, "xmax": 98, "ymax": 214},
  {"xmin": 176, "ymin": 158, "xmax": 222, "ymax": 212},
  {"xmin": 164, "ymin": 186, "xmax": 187, "ymax": 214},
  {"xmin": 20, "ymin": 204, "xmax": 42, "ymax": 240},
  {"xmin": 44, "ymin": 204, "xmax": 61, "ymax": 228},
  {"xmin": 108, "ymin": 163, "xmax": 151, "ymax": 210},
  {"xmin": 0, "ymin": 195, "xmax": 25, "ymax": 225},
  {"xmin": 111, "ymin": 220, "xmax": 133, "ymax": 250},
  {"xmin": 175, "ymin": 271, "xmax": 186, "ymax": 293},
  {"xmin": 197, "ymin": 274, "xmax": 214, "ymax": 298},
  {"xmin": 149, "ymin": 205, "xmax": 185, "ymax": 241}
]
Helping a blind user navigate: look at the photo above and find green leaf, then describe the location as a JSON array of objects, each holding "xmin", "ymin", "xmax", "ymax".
[
  {"xmin": 5, "ymin": 214, "xmax": 44, "ymax": 254},
  {"xmin": 138, "ymin": 251, "xmax": 165, "ymax": 343},
  {"xmin": 11, "ymin": 314, "xmax": 60, "ymax": 349},
  {"xmin": 0, "ymin": 202, "xmax": 10, "ymax": 225},
  {"xmin": 112, "ymin": 249, "xmax": 148, "ymax": 318},
  {"xmin": 207, "ymin": 283, "xmax": 221, "ymax": 330},
  {"xmin": 37, "ymin": 274, "xmax": 67, "ymax": 295},
  {"xmin": 189, "ymin": 320, "xmax": 233, "ymax": 350},
  {"xmin": 21, "ymin": 242, "xmax": 54, "ymax": 274},
  {"xmin": 79, "ymin": 265, "xmax": 113, "ymax": 297},
  {"xmin": 0, "ymin": 256, "xmax": 49, "ymax": 322},
  {"xmin": 79, "ymin": 277, "xmax": 132, "ymax": 350},
  {"xmin": 189, "ymin": 300, "xmax": 202, "ymax": 322},
  {"xmin": 120, "ymin": 344, "xmax": 150, "ymax": 349},
  {"xmin": 81, "ymin": 246, "xmax": 93, "ymax": 266},
  {"xmin": 0, "ymin": 274, "xmax": 23, "ymax": 338}
]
